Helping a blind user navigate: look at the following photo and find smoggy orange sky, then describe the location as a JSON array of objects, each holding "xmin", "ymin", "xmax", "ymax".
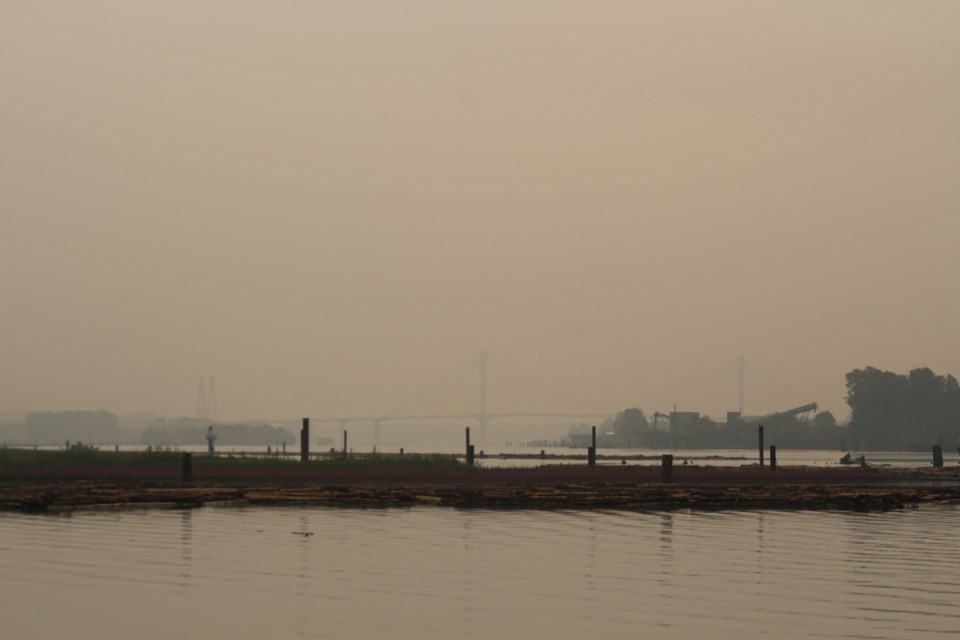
[{"xmin": 2, "ymin": 2, "xmax": 958, "ymax": 423}]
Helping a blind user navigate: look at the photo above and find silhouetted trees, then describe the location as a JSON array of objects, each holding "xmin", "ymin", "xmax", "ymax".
[
  {"xmin": 24, "ymin": 410, "xmax": 120, "ymax": 443},
  {"xmin": 845, "ymin": 367, "xmax": 960, "ymax": 450},
  {"xmin": 142, "ymin": 421, "xmax": 295, "ymax": 446},
  {"xmin": 612, "ymin": 408, "xmax": 648, "ymax": 447}
]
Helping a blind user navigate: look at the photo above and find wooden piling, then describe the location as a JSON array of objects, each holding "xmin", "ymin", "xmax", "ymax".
[
  {"xmin": 770, "ymin": 445, "xmax": 777, "ymax": 471},
  {"xmin": 661, "ymin": 454, "xmax": 673, "ymax": 483},
  {"xmin": 343, "ymin": 430, "xmax": 348, "ymax": 458},
  {"xmin": 465, "ymin": 427, "xmax": 473, "ymax": 467},
  {"xmin": 588, "ymin": 425, "xmax": 597, "ymax": 467},
  {"xmin": 181, "ymin": 452, "xmax": 193, "ymax": 482},
  {"xmin": 933, "ymin": 444, "xmax": 944, "ymax": 468},
  {"xmin": 758, "ymin": 425, "xmax": 765, "ymax": 470},
  {"xmin": 300, "ymin": 418, "xmax": 310, "ymax": 462}
]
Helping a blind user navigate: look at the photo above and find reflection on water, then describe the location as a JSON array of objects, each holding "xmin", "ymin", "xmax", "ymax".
[{"xmin": 2, "ymin": 505, "xmax": 959, "ymax": 639}]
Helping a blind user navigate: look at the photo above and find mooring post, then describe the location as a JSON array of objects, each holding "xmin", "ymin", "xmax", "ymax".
[
  {"xmin": 933, "ymin": 444, "xmax": 944, "ymax": 468},
  {"xmin": 465, "ymin": 427, "xmax": 473, "ymax": 467},
  {"xmin": 343, "ymin": 430, "xmax": 348, "ymax": 458},
  {"xmin": 770, "ymin": 445, "xmax": 777, "ymax": 471},
  {"xmin": 588, "ymin": 425, "xmax": 597, "ymax": 467},
  {"xmin": 300, "ymin": 418, "xmax": 310, "ymax": 462},
  {"xmin": 181, "ymin": 452, "xmax": 193, "ymax": 482},
  {"xmin": 758, "ymin": 425, "xmax": 765, "ymax": 470},
  {"xmin": 661, "ymin": 454, "xmax": 673, "ymax": 483},
  {"xmin": 400, "ymin": 447, "xmax": 404, "ymax": 457}
]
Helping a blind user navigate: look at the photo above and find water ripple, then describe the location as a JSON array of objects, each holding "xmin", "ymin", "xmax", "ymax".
[{"xmin": 2, "ymin": 505, "xmax": 959, "ymax": 639}]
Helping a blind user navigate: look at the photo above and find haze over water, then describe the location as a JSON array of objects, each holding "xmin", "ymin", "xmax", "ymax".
[{"xmin": 3, "ymin": 2, "xmax": 960, "ymax": 423}]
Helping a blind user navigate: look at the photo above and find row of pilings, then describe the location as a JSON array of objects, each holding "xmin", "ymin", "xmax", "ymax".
[{"xmin": 178, "ymin": 420, "xmax": 950, "ymax": 482}]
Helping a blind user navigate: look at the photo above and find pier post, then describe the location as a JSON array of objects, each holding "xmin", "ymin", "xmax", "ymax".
[
  {"xmin": 466, "ymin": 427, "xmax": 474, "ymax": 467},
  {"xmin": 661, "ymin": 454, "xmax": 673, "ymax": 483},
  {"xmin": 181, "ymin": 452, "xmax": 193, "ymax": 482},
  {"xmin": 300, "ymin": 418, "xmax": 310, "ymax": 462},
  {"xmin": 933, "ymin": 444, "xmax": 944, "ymax": 468},
  {"xmin": 588, "ymin": 425, "xmax": 597, "ymax": 467},
  {"xmin": 758, "ymin": 425, "xmax": 765, "ymax": 470},
  {"xmin": 343, "ymin": 430, "xmax": 348, "ymax": 458},
  {"xmin": 770, "ymin": 445, "xmax": 777, "ymax": 471}
]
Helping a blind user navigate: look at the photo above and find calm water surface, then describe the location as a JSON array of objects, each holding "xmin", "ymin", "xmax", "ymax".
[{"xmin": 2, "ymin": 505, "xmax": 958, "ymax": 639}]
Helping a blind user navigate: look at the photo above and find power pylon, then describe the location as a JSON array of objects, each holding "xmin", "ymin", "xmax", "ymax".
[
  {"xmin": 196, "ymin": 375, "xmax": 218, "ymax": 421},
  {"xmin": 207, "ymin": 376, "xmax": 218, "ymax": 422},
  {"xmin": 196, "ymin": 376, "xmax": 208, "ymax": 419}
]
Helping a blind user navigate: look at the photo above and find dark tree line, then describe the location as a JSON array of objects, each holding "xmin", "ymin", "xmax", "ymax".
[
  {"xmin": 845, "ymin": 367, "xmax": 960, "ymax": 450},
  {"xmin": 142, "ymin": 421, "xmax": 296, "ymax": 446},
  {"xmin": 24, "ymin": 410, "xmax": 120, "ymax": 443}
]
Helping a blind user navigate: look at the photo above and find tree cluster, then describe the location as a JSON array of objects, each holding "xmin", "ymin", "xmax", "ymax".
[
  {"xmin": 142, "ymin": 421, "xmax": 296, "ymax": 446},
  {"xmin": 845, "ymin": 367, "xmax": 960, "ymax": 450},
  {"xmin": 24, "ymin": 410, "xmax": 120, "ymax": 444}
]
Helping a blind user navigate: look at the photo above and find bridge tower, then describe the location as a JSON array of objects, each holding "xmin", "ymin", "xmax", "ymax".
[
  {"xmin": 479, "ymin": 349, "xmax": 488, "ymax": 448},
  {"xmin": 738, "ymin": 355, "xmax": 746, "ymax": 416}
]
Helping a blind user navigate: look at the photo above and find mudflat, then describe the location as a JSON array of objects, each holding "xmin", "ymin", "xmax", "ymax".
[{"xmin": 2, "ymin": 464, "xmax": 958, "ymax": 512}]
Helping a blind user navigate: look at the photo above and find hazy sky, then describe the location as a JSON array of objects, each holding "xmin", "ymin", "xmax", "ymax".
[{"xmin": 2, "ymin": 2, "xmax": 958, "ymax": 423}]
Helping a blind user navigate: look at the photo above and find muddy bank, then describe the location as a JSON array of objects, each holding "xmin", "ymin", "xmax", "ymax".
[{"xmin": 3, "ymin": 466, "xmax": 960, "ymax": 512}]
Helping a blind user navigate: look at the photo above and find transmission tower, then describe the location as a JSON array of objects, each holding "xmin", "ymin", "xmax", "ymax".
[
  {"xmin": 196, "ymin": 376, "xmax": 208, "ymax": 419},
  {"xmin": 738, "ymin": 354, "xmax": 746, "ymax": 416},
  {"xmin": 479, "ymin": 349, "xmax": 488, "ymax": 448},
  {"xmin": 196, "ymin": 375, "xmax": 218, "ymax": 421},
  {"xmin": 207, "ymin": 376, "xmax": 218, "ymax": 422}
]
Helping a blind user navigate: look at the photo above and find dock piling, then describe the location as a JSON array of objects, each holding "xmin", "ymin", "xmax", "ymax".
[
  {"xmin": 181, "ymin": 452, "xmax": 193, "ymax": 482},
  {"xmin": 466, "ymin": 427, "xmax": 474, "ymax": 467},
  {"xmin": 661, "ymin": 454, "xmax": 673, "ymax": 483},
  {"xmin": 770, "ymin": 445, "xmax": 777, "ymax": 471},
  {"xmin": 588, "ymin": 425, "xmax": 597, "ymax": 467},
  {"xmin": 300, "ymin": 418, "xmax": 310, "ymax": 462},
  {"xmin": 933, "ymin": 444, "xmax": 944, "ymax": 468},
  {"xmin": 758, "ymin": 425, "xmax": 765, "ymax": 470}
]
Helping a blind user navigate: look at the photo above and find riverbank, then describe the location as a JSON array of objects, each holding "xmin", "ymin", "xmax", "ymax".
[{"xmin": 2, "ymin": 464, "xmax": 959, "ymax": 512}]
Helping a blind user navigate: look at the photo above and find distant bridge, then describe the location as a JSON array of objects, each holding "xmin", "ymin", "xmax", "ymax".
[{"xmin": 299, "ymin": 351, "xmax": 613, "ymax": 447}]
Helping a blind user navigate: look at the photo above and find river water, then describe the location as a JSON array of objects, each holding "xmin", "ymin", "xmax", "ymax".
[{"xmin": 2, "ymin": 505, "xmax": 959, "ymax": 639}]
